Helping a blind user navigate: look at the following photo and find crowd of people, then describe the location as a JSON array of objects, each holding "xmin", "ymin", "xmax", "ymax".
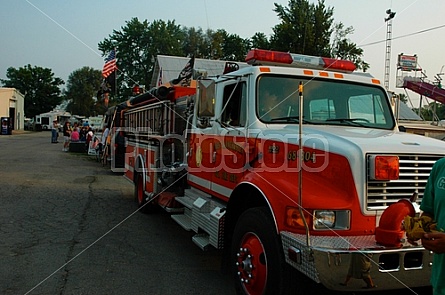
[
  {"xmin": 50, "ymin": 119, "xmax": 111, "ymax": 159},
  {"xmin": 51, "ymin": 120, "xmax": 96, "ymax": 152}
]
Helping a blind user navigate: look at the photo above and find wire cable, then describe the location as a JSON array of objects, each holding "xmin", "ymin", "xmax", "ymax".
[{"xmin": 359, "ymin": 24, "xmax": 445, "ymax": 47}]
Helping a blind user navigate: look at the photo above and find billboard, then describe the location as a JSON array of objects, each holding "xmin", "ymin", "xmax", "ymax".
[{"xmin": 397, "ymin": 54, "xmax": 419, "ymax": 71}]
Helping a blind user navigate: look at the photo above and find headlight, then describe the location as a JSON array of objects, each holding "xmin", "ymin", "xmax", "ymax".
[
  {"xmin": 314, "ymin": 210, "xmax": 335, "ymax": 229},
  {"xmin": 313, "ymin": 210, "xmax": 351, "ymax": 230}
]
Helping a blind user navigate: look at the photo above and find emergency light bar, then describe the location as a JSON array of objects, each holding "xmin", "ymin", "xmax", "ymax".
[{"xmin": 245, "ymin": 49, "xmax": 356, "ymax": 73}]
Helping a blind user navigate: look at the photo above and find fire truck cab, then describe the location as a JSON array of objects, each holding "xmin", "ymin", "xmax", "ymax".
[{"xmin": 121, "ymin": 49, "xmax": 445, "ymax": 294}]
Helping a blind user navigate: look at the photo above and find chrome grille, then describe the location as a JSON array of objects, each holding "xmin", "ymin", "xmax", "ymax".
[{"xmin": 366, "ymin": 154, "xmax": 444, "ymax": 210}]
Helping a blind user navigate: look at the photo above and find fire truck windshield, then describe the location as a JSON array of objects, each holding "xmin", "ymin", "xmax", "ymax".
[{"xmin": 257, "ymin": 75, "xmax": 395, "ymax": 130}]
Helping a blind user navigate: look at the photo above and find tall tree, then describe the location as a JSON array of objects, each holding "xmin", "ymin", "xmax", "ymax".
[
  {"xmin": 98, "ymin": 18, "xmax": 185, "ymax": 100},
  {"xmin": 1, "ymin": 65, "xmax": 64, "ymax": 118},
  {"xmin": 270, "ymin": 0, "xmax": 368, "ymax": 71},
  {"xmin": 331, "ymin": 23, "xmax": 369, "ymax": 71},
  {"xmin": 251, "ymin": 32, "xmax": 270, "ymax": 50},
  {"xmin": 271, "ymin": 0, "xmax": 326, "ymax": 55},
  {"xmin": 222, "ymin": 33, "xmax": 251, "ymax": 61},
  {"xmin": 64, "ymin": 67, "xmax": 102, "ymax": 117},
  {"xmin": 182, "ymin": 27, "xmax": 208, "ymax": 58},
  {"xmin": 207, "ymin": 29, "xmax": 226, "ymax": 60}
]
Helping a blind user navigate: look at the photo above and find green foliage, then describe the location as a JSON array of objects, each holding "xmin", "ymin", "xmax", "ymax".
[
  {"xmin": 93, "ymin": 0, "xmax": 368, "ymax": 106},
  {"xmin": 331, "ymin": 23, "xmax": 369, "ymax": 71},
  {"xmin": 182, "ymin": 27, "xmax": 208, "ymax": 58},
  {"xmin": 271, "ymin": 0, "xmax": 333, "ymax": 56},
  {"xmin": 2, "ymin": 1, "xmax": 369, "ymax": 114},
  {"xmin": 423, "ymin": 102, "xmax": 445, "ymax": 121},
  {"xmin": 222, "ymin": 32, "xmax": 251, "ymax": 61},
  {"xmin": 251, "ymin": 32, "xmax": 271, "ymax": 50},
  {"xmin": 98, "ymin": 18, "xmax": 185, "ymax": 100},
  {"xmin": 270, "ymin": 0, "xmax": 368, "ymax": 71},
  {"xmin": 1, "ymin": 0, "xmax": 371, "ymax": 116},
  {"xmin": 64, "ymin": 67, "xmax": 103, "ymax": 117},
  {"xmin": 1, "ymin": 65, "xmax": 64, "ymax": 118},
  {"xmin": 98, "ymin": 19, "xmax": 255, "ymax": 102}
]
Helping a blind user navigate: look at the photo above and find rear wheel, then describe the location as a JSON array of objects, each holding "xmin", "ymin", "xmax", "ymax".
[
  {"xmin": 134, "ymin": 172, "xmax": 156, "ymax": 213},
  {"xmin": 231, "ymin": 207, "xmax": 286, "ymax": 295}
]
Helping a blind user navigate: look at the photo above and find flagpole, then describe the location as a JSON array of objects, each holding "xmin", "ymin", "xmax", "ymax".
[{"xmin": 114, "ymin": 47, "xmax": 118, "ymax": 99}]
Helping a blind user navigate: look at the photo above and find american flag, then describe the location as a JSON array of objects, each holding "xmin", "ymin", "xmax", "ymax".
[
  {"xmin": 102, "ymin": 50, "xmax": 117, "ymax": 78},
  {"xmin": 171, "ymin": 55, "xmax": 194, "ymax": 86}
]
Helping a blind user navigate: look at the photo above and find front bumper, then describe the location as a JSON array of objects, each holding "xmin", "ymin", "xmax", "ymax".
[{"xmin": 281, "ymin": 231, "xmax": 432, "ymax": 291}]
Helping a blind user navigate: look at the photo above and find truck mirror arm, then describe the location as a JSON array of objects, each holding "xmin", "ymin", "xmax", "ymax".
[
  {"xmin": 215, "ymin": 119, "xmax": 242, "ymax": 135},
  {"xmin": 196, "ymin": 117, "xmax": 212, "ymax": 129}
]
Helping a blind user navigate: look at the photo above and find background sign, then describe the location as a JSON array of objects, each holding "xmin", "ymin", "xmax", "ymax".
[{"xmin": 397, "ymin": 54, "xmax": 418, "ymax": 71}]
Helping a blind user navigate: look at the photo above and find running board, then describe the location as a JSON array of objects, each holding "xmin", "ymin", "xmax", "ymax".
[
  {"xmin": 192, "ymin": 233, "xmax": 211, "ymax": 251},
  {"xmin": 172, "ymin": 188, "xmax": 227, "ymax": 250},
  {"xmin": 171, "ymin": 214, "xmax": 192, "ymax": 231}
]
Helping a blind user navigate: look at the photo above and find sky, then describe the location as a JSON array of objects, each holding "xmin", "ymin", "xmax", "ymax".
[{"xmin": 1, "ymin": 0, "xmax": 445, "ymax": 108}]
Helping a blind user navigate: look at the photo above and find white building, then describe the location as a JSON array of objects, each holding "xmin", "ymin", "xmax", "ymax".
[
  {"xmin": 0, "ymin": 88, "xmax": 25, "ymax": 131},
  {"xmin": 35, "ymin": 110, "xmax": 72, "ymax": 130}
]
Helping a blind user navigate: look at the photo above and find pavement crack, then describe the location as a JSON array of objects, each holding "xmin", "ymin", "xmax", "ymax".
[{"xmin": 58, "ymin": 175, "xmax": 97, "ymax": 295}]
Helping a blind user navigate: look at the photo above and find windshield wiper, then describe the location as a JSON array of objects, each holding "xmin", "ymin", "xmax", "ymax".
[
  {"xmin": 271, "ymin": 116, "xmax": 309, "ymax": 123},
  {"xmin": 325, "ymin": 118, "xmax": 368, "ymax": 127}
]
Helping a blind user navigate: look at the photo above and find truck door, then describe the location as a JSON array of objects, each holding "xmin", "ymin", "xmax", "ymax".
[{"xmin": 211, "ymin": 80, "xmax": 248, "ymax": 199}]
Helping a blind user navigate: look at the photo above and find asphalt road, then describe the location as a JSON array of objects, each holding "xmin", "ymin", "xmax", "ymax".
[
  {"xmin": 0, "ymin": 131, "xmax": 433, "ymax": 295},
  {"xmin": 0, "ymin": 131, "xmax": 233, "ymax": 295}
]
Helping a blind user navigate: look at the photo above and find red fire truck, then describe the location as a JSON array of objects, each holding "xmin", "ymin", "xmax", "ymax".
[{"xmin": 117, "ymin": 49, "xmax": 445, "ymax": 294}]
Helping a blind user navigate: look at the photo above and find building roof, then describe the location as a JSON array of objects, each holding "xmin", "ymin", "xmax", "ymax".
[
  {"xmin": 0, "ymin": 87, "xmax": 25, "ymax": 98},
  {"xmin": 150, "ymin": 55, "xmax": 248, "ymax": 88}
]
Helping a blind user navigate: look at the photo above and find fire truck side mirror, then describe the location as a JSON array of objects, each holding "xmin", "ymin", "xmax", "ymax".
[{"xmin": 197, "ymin": 79, "xmax": 215, "ymax": 119}]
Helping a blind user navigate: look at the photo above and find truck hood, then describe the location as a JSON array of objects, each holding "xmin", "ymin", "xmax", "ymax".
[
  {"xmin": 254, "ymin": 124, "xmax": 445, "ymax": 214},
  {"xmin": 258, "ymin": 125, "xmax": 445, "ymax": 156}
]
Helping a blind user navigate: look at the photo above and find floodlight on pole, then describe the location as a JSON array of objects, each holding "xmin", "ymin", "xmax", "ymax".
[{"xmin": 384, "ymin": 9, "xmax": 396, "ymax": 90}]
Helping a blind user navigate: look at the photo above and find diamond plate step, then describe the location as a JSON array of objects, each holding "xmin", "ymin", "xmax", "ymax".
[
  {"xmin": 171, "ymin": 214, "xmax": 192, "ymax": 231},
  {"xmin": 192, "ymin": 233, "xmax": 210, "ymax": 251}
]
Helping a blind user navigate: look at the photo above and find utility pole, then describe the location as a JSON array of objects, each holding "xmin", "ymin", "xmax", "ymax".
[{"xmin": 384, "ymin": 9, "xmax": 396, "ymax": 90}]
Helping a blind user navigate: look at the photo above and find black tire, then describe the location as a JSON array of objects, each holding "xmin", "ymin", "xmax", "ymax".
[
  {"xmin": 231, "ymin": 207, "xmax": 286, "ymax": 295},
  {"xmin": 134, "ymin": 172, "xmax": 156, "ymax": 214}
]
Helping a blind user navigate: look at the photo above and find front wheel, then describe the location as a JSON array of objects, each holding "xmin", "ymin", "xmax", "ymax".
[{"xmin": 231, "ymin": 207, "xmax": 286, "ymax": 295}]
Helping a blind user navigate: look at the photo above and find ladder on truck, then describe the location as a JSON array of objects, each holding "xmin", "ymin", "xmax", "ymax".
[{"xmin": 124, "ymin": 100, "xmax": 176, "ymax": 136}]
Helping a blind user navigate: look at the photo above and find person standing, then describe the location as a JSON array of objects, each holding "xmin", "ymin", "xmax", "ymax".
[
  {"xmin": 85, "ymin": 127, "xmax": 94, "ymax": 152},
  {"xmin": 420, "ymin": 157, "xmax": 445, "ymax": 295},
  {"xmin": 70, "ymin": 127, "xmax": 80, "ymax": 142},
  {"xmin": 62, "ymin": 121, "xmax": 72, "ymax": 152},
  {"xmin": 51, "ymin": 120, "xmax": 59, "ymax": 143}
]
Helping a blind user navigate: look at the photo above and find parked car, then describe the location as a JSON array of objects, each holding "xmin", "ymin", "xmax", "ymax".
[{"xmin": 24, "ymin": 118, "xmax": 34, "ymax": 130}]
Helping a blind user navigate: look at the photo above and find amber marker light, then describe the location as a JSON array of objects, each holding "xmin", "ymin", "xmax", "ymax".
[
  {"xmin": 285, "ymin": 207, "xmax": 310, "ymax": 228},
  {"xmin": 369, "ymin": 155, "xmax": 399, "ymax": 180}
]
